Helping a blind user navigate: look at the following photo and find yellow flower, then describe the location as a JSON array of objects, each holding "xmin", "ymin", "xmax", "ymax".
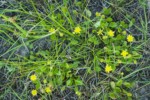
[
  {"xmin": 95, "ymin": 12, "xmax": 101, "ymax": 17},
  {"xmin": 97, "ymin": 29, "xmax": 103, "ymax": 35},
  {"xmin": 30, "ymin": 74, "xmax": 37, "ymax": 81},
  {"xmin": 31, "ymin": 89, "xmax": 37, "ymax": 96},
  {"xmin": 45, "ymin": 87, "xmax": 51, "ymax": 93},
  {"xmin": 127, "ymin": 35, "xmax": 134, "ymax": 42},
  {"xmin": 121, "ymin": 50, "xmax": 129, "ymax": 58},
  {"xmin": 107, "ymin": 30, "xmax": 114, "ymax": 37},
  {"xmin": 105, "ymin": 65, "xmax": 112, "ymax": 73},
  {"xmin": 49, "ymin": 28, "xmax": 56, "ymax": 33},
  {"xmin": 73, "ymin": 27, "xmax": 81, "ymax": 34}
]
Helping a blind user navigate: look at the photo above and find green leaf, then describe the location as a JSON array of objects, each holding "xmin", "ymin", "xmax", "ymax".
[
  {"xmin": 56, "ymin": 76, "xmax": 63, "ymax": 85},
  {"xmin": 123, "ymin": 89, "xmax": 132, "ymax": 97},
  {"xmin": 109, "ymin": 92, "xmax": 117, "ymax": 99},
  {"xmin": 120, "ymin": 21, "xmax": 128, "ymax": 28},
  {"xmin": 50, "ymin": 34, "xmax": 57, "ymax": 41},
  {"xmin": 65, "ymin": 63, "xmax": 70, "ymax": 69},
  {"xmin": 102, "ymin": 8, "xmax": 111, "ymax": 15},
  {"xmin": 61, "ymin": 86, "xmax": 66, "ymax": 92},
  {"xmin": 123, "ymin": 82, "xmax": 132, "ymax": 88},
  {"xmin": 87, "ymin": 68, "xmax": 92, "ymax": 74},
  {"xmin": 106, "ymin": 17, "xmax": 113, "ymax": 22},
  {"xmin": 75, "ymin": 1, "xmax": 82, "ymax": 7},
  {"xmin": 110, "ymin": 81, "xmax": 116, "ymax": 89},
  {"xmin": 0, "ymin": 62, "xmax": 5, "ymax": 69},
  {"xmin": 129, "ymin": 18, "xmax": 135, "ymax": 27},
  {"xmin": 116, "ymin": 34, "xmax": 124, "ymax": 40},
  {"xmin": 101, "ymin": 21, "xmax": 108, "ymax": 28},
  {"xmin": 94, "ymin": 66, "xmax": 101, "ymax": 72},
  {"xmin": 94, "ymin": 21, "xmax": 101, "ymax": 28},
  {"xmin": 70, "ymin": 39, "xmax": 78, "ymax": 45},
  {"xmin": 75, "ymin": 79, "xmax": 83, "ymax": 85},
  {"xmin": 62, "ymin": 6, "xmax": 68, "ymax": 13},
  {"xmin": 117, "ymin": 27, "xmax": 122, "ymax": 32},
  {"xmin": 88, "ymin": 35, "xmax": 99, "ymax": 45},
  {"xmin": 66, "ymin": 79, "xmax": 73, "ymax": 86},
  {"xmin": 85, "ymin": 9, "xmax": 92, "ymax": 17},
  {"xmin": 116, "ymin": 79, "xmax": 123, "ymax": 86},
  {"xmin": 127, "ymin": 92, "xmax": 132, "ymax": 97},
  {"xmin": 72, "ymin": 61, "xmax": 79, "ymax": 68},
  {"xmin": 104, "ymin": 94, "xmax": 109, "ymax": 100},
  {"xmin": 93, "ymin": 56, "xmax": 101, "ymax": 72},
  {"xmin": 109, "ymin": 22, "xmax": 117, "ymax": 28},
  {"xmin": 114, "ymin": 87, "xmax": 121, "ymax": 93},
  {"xmin": 7, "ymin": 66, "xmax": 15, "ymax": 72},
  {"xmin": 56, "ymin": 70, "xmax": 61, "ymax": 76},
  {"xmin": 35, "ymin": 80, "xmax": 41, "ymax": 89}
]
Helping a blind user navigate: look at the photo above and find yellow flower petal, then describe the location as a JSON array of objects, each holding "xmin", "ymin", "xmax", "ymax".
[
  {"xmin": 107, "ymin": 30, "xmax": 114, "ymax": 37},
  {"xmin": 105, "ymin": 65, "xmax": 112, "ymax": 73},
  {"xmin": 121, "ymin": 50, "xmax": 129, "ymax": 58},
  {"xmin": 74, "ymin": 27, "xmax": 81, "ymax": 34},
  {"xmin": 45, "ymin": 87, "xmax": 51, "ymax": 93},
  {"xmin": 31, "ymin": 89, "xmax": 37, "ymax": 96},
  {"xmin": 30, "ymin": 74, "xmax": 37, "ymax": 81},
  {"xmin": 127, "ymin": 35, "xmax": 134, "ymax": 42}
]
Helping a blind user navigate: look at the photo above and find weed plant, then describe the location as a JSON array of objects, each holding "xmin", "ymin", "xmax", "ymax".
[{"xmin": 0, "ymin": 0, "xmax": 149, "ymax": 100}]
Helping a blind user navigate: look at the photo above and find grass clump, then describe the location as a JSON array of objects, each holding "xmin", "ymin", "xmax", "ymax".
[{"xmin": 0, "ymin": 0, "xmax": 149, "ymax": 99}]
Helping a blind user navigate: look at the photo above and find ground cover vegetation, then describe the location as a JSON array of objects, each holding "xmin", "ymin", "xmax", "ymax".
[{"xmin": 0, "ymin": 0, "xmax": 150, "ymax": 100}]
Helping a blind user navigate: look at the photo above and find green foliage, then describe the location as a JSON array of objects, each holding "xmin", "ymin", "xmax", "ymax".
[{"xmin": 0, "ymin": 0, "xmax": 143, "ymax": 99}]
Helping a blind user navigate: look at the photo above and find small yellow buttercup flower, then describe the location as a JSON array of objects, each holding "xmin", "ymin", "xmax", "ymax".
[
  {"xmin": 121, "ymin": 50, "xmax": 129, "ymax": 58},
  {"xmin": 31, "ymin": 89, "xmax": 37, "ymax": 96},
  {"xmin": 73, "ymin": 27, "xmax": 81, "ymax": 34},
  {"xmin": 97, "ymin": 29, "xmax": 103, "ymax": 35},
  {"xmin": 45, "ymin": 87, "xmax": 51, "ymax": 93},
  {"xmin": 107, "ymin": 30, "xmax": 114, "ymax": 37},
  {"xmin": 105, "ymin": 65, "xmax": 112, "ymax": 73},
  {"xmin": 30, "ymin": 74, "xmax": 37, "ymax": 81},
  {"xmin": 127, "ymin": 35, "xmax": 134, "ymax": 42},
  {"xmin": 49, "ymin": 28, "xmax": 56, "ymax": 33}
]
